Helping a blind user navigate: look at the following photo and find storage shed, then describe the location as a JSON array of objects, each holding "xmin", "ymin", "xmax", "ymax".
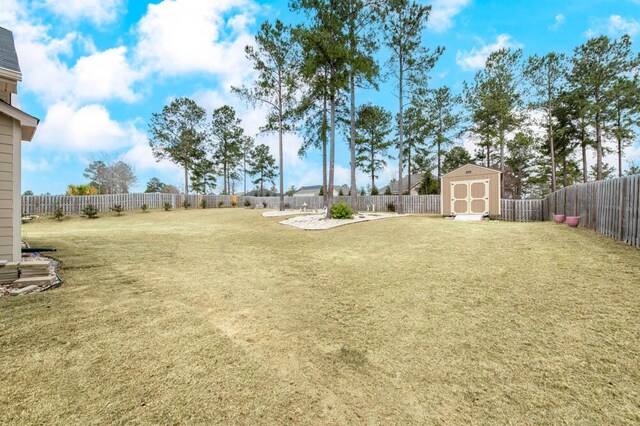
[
  {"xmin": 441, "ymin": 164, "xmax": 501, "ymax": 217},
  {"xmin": 0, "ymin": 27, "xmax": 39, "ymax": 261}
]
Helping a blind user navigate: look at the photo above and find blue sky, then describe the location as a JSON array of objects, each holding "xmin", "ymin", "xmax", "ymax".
[{"xmin": 1, "ymin": 0, "xmax": 639, "ymax": 194}]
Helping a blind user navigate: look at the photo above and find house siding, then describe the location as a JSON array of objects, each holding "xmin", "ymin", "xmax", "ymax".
[{"xmin": 0, "ymin": 112, "xmax": 15, "ymax": 260}]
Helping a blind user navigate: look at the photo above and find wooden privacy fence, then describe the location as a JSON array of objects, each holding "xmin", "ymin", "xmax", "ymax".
[
  {"xmin": 21, "ymin": 193, "xmax": 545, "ymax": 222},
  {"xmin": 500, "ymin": 199, "xmax": 544, "ymax": 222},
  {"xmin": 543, "ymin": 175, "xmax": 640, "ymax": 247}
]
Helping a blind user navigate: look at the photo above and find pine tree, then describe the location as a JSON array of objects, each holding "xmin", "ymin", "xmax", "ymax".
[
  {"xmin": 571, "ymin": 35, "xmax": 635, "ymax": 180},
  {"xmin": 355, "ymin": 104, "xmax": 393, "ymax": 192},
  {"xmin": 233, "ymin": 20, "xmax": 299, "ymax": 210},
  {"xmin": 378, "ymin": 0, "xmax": 443, "ymax": 213},
  {"xmin": 148, "ymin": 98, "xmax": 207, "ymax": 195},
  {"xmin": 249, "ymin": 144, "xmax": 277, "ymax": 195},
  {"xmin": 418, "ymin": 86, "xmax": 462, "ymax": 185},
  {"xmin": 525, "ymin": 52, "xmax": 568, "ymax": 193},
  {"xmin": 210, "ymin": 106, "xmax": 245, "ymax": 195},
  {"xmin": 292, "ymin": 0, "xmax": 350, "ymax": 217}
]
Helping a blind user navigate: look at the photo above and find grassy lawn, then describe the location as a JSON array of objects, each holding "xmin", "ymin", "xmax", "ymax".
[{"xmin": 2, "ymin": 208, "xmax": 640, "ymax": 424}]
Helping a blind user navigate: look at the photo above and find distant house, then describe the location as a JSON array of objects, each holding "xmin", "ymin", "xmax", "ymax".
[
  {"xmin": 293, "ymin": 185, "xmax": 349, "ymax": 197},
  {"xmin": 0, "ymin": 27, "xmax": 39, "ymax": 261},
  {"xmin": 379, "ymin": 174, "xmax": 424, "ymax": 195}
]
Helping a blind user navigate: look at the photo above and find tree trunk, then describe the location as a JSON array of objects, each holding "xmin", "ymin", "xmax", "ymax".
[
  {"xmin": 595, "ymin": 91, "xmax": 603, "ymax": 180},
  {"xmin": 397, "ymin": 53, "xmax": 404, "ymax": 214},
  {"xmin": 322, "ymin": 95, "xmax": 328, "ymax": 207},
  {"xmin": 407, "ymin": 147, "xmax": 411, "ymax": 195},
  {"xmin": 581, "ymin": 122, "xmax": 588, "ymax": 183},
  {"xmin": 499, "ymin": 126, "xmax": 505, "ymax": 198},
  {"xmin": 617, "ymin": 110, "xmax": 623, "ymax": 178},
  {"xmin": 327, "ymin": 80, "xmax": 336, "ymax": 219},
  {"xmin": 349, "ymin": 68, "xmax": 358, "ymax": 212},
  {"xmin": 184, "ymin": 163, "xmax": 189, "ymax": 195},
  {"xmin": 278, "ymin": 68, "xmax": 285, "ymax": 211},
  {"xmin": 371, "ymin": 139, "xmax": 375, "ymax": 191},
  {"xmin": 549, "ymin": 106, "xmax": 557, "ymax": 193}
]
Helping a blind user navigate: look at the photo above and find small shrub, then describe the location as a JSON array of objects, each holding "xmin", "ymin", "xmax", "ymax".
[
  {"xmin": 387, "ymin": 202, "xmax": 396, "ymax": 212},
  {"xmin": 330, "ymin": 201, "xmax": 354, "ymax": 219},
  {"xmin": 231, "ymin": 199, "xmax": 238, "ymax": 207},
  {"xmin": 218, "ymin": 201, "xmax": 224, "ymax": 208},
  {"xmin": 111, "ymin": 204, "xmax": 124, "ymax": 216},
  {"xmin": 182, "ymin": 199, "xmax": 190, "ymax": 209},
  {"xmin": 53, "ymin": 206, "xmax": 64, "ymax": 221},
  {"xmin": 262, "ymin": 201, "xmax": 267, "ymax": 208},
  {"xmin": 82, "ymin": 204, "xmax": 99, "ymax": 219},
  {"xmin": 384, "ymin": 186, "xmax": 392, "ymax": 195},
  {"xmin": 141, "ymin": 204, "xmax": 149, "ymax": 213},
  {"xmin": 284, "ymin": 202, "xmax": 290, "ymax": 209},
  {"xmin": 164, "ymin": 202, "xmax": 172, "ymax": 211},
  {"xmin": 371, "ymin": 186, "xmax": 379, "ymax": 196},
  {"xmin": 200, "ymin": 199, "xmax": 207, "ymax": 209},
  {"xmin": 244, "ymin": 199, "xmax": 251, "ymax": 207},
  {"xmin": 338, "ymin": 188, "xmax": 344, "ymax": 196},
  {"xmin": 487, "ymin": 214, "xmax": 500, "ymax": 221}
]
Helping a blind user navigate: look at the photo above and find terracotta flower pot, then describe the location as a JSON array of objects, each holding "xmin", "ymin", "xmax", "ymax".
[
  {"xmin": 553, "ymin": 214, "xmax": 566, "ymax": 224},
  {"xmin": 566, "ymin": 216, "xmax": 580, "ymax": 227}
]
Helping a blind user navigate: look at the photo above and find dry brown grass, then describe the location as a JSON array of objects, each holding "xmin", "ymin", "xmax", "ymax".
[{"xmin": 2, "ymin": 208, "xmax": 639, "ymax": 424}]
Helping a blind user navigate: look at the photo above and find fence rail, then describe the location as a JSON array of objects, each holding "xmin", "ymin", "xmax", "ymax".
[
  {"xmin": 22, "ymin": 193, "xmax": 545, "ymax": 221},
  {"xmin": 542, "ymin": 175, "xmax": 640, "ymax": 247}
]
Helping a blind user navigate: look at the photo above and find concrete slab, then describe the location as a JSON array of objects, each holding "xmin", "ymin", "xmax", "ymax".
[{"xmin": 454, "ymin": 214, "xmax": 484, "ymax": 222}]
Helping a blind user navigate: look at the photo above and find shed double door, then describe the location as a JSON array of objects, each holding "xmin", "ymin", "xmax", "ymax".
[{"xmin": 450, "ymin": 179, "xmax": 490, "ymax": 215}]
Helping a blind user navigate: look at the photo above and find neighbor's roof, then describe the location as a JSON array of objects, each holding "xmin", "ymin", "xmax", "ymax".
[
  {"xmin": 381, "ymin": 174, "xmax": 424, "ymax": 194},
  {"xmin": 0, "ymin": 27, "xmax": 21, "ymax": 75}
]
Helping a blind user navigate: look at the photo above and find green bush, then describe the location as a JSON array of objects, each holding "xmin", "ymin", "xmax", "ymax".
[
  {"xmin": 141, "ymin": 204, "xmax": 149, "ymax": 213},
  {"xmin": 218, "ymin": 201, "xmax": 224, "ymax": 208},
  {"xmin": 82, "ymin": 204, "xmax": 99, "ymax": 219},
  {"xmin": 284, "ymin": 202, "xmax": 290, "ymax": 209},
  {"xmin": 200, "ymin": 199, "xmax": 207, "ymax": 209},
  {"xmin": 371, "ymin": 186, "xmax": 379, "ymax": 195},
  {"xmin": 244, "ymin": 199, "xmax": 251, "ymax": 207},
  {"xmin": 164, "ymin": 202, "xmax": 172, "ymax": 211},
  {"xmin": 330, "ymin": 201, "xmax": 354, "ymax": 219},
  {"xmin": 384, "ymin": 186, "xmax": 392, "ymax": 195},
  {"xmin": 53, "ymin": 206, "xmax": 65, "ymax": 221},
  {"xmin": 262, "ymin": 201, "xmax": 267, "ymax": 208},
  {"xmin": 111, "ymin": 204, "xmax": 124, "ymax": 216},
  {"xmin": 387, "ymin": 202, "xmax": 396, "ymax": 212},
  {"xmin": 182, "ymin": 199, "xmax": 190, "ymax": 209}
]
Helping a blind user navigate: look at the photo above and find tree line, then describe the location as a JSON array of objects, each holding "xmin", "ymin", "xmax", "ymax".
[{"xmin": 147, "ymin": 0, "xmax": 640, "ymax": 215}]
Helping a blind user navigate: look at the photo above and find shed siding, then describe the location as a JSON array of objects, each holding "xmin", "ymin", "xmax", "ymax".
[
  {"xmin": 441, "ymin": 164, "xmax": 501, "ymax": 216},
  {"xmin": 0, "ymin": 112, "xmax": 14, "ymax": 261}
]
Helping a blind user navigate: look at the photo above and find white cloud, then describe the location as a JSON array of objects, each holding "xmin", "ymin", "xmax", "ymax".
[
  {"xmin": 0, "ymin": 5, "xmax": 142, "ymax": 105},
  {"xmin": 549, "ymin": 14, "xmax": 565, "ymax": 30},
  {"xmin": 71, "ymin": 47, "xmax": 143, "ymax": 103},
  {"xmin": 41, "ymin": 0, "xmax": 124, "ymax": 25},
  {"xmin": 134, "ymin": 0, "xmax": 259, "ymax": 88},
  {"xmin": 23, "ymin": 157, "xmax": 52, "ymax": 172},
  {"xmin": 427, "ymin": 0, "xmax": 471, "ymax": 33},
  {"xmin": 586, "ymin": 15, "xmax": 640, "ymax": 38},
  {"xmin": 37, "ymin": 103, "xmax": 132, "ymax": 152},
  {"xmin": 456, "ymin": 34, "xmax": 523, "ymax": 70}
]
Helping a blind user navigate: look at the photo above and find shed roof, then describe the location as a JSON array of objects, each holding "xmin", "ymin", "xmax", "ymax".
[
  {"xmin": 0, "ymin": 27, "xmax": 21, "ymax": 76},
  {"xmin": 441, "ymin": 163, "xmax": 501, "ymax": 179}
]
